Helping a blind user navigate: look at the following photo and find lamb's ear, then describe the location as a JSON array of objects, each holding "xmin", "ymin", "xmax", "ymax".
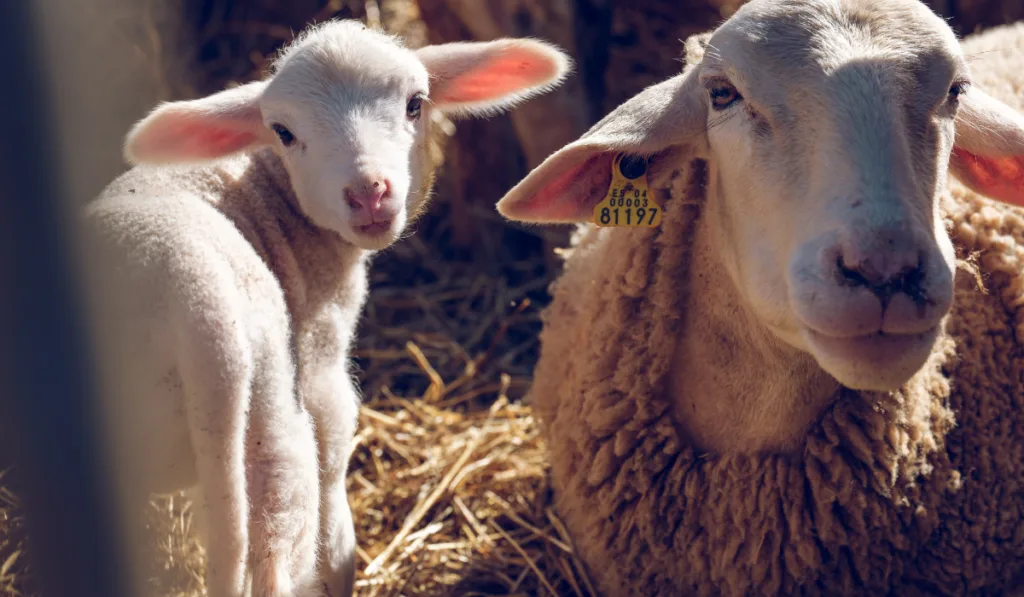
[
  {"xmin": 949, "ymin": 86, "xmax": 1024, "ymax": 207},
  {"xmin": 416, "ymin": 39, "xmax": 571, "ymax": 118},
  {"xmin": 496, "ymin": 67, "xmax": 707, "ymax": 223},
  {"xmin": 124, "ymin": 80, "xmax": 273, "ymax": 166}
]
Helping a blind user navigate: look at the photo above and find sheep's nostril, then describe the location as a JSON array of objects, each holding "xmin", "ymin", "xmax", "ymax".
[
  {"xmin": 836, "ymin": 255, "xmax": 871, "ymax": 287},
  {"xmin": 835, "ymin": 254, "xmax": 929, "ymax": 309}
]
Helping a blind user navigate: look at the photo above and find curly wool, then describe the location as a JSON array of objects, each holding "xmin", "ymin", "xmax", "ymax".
[{"xmin": 530, "ymin": 23, "xmax": 1024, "ymax": 597}]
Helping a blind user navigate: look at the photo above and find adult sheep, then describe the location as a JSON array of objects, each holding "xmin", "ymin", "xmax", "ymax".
[
  {"xmin": 496, "ymin": 1, "xmax": 1024, "ymax": 595},
  {"xmin": 81, "ymin": 20, "xmax": 570, "ymax": 597}
]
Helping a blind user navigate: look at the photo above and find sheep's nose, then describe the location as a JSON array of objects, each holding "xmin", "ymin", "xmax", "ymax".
[
  {"xmin": 833, "ymin": 232, "xmax": 926, "ymax": 303},
  {"xmin": 344, "ymin": 176, "xmax": 390, "ymax": 214}
]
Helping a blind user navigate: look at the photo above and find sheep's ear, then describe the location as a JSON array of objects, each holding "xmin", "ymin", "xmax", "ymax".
[
  {"xmin": 682, "ymin": 31, "xmax": 713, "ymax": 68},
  {"xmin": 416, "ymin": 39, "xmax": 571, "ymax": 118},
  {"xmin": 124, "ymin": 81, "xmax": 273, "ymax": 165},
  {"xmin": 949, "ymin": 86, "xmax": 1024, "ymax": 207},
  {"xmin": 496, "ymin": 68, "xmax": 707, "ymax": 223}
]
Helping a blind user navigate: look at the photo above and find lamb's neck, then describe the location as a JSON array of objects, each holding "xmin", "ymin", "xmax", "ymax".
[
  {"xmin": 667, "ymin": 211, "xmax": 840, "ymax": 456},
  {"xmin": 230, "ymin": 149, "xmax": 371, "ymax": 328}
]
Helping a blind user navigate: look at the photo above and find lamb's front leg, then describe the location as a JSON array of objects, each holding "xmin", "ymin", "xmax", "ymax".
[{"xmin": 306, "ymin": 371, "xmax": 359, "ymax": 597}]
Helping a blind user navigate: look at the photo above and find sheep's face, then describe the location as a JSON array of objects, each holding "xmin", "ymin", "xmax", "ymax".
[
  {"xmin": 123, "ymin": 20, "xmax": 572, "ymax": 251},
  {"xmin": 260, "ymin": 22, "xmax": 433, "ymax": 250},
  {"xmin": 697, "ymin": 0, "xmax": 968, "ymax": 390},
  {"xmin": 496, "ymin": 0, "xmax": 1024, "ymax": 393}
]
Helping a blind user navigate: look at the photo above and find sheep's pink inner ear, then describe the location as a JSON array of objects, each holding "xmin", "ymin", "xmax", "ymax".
[
  {"xmin": 948, "ymin": 87, "xmax": 1024, "ymax": 207},
  {"xmin": 498, "ymin": 152, "xmax": 615, "ymax": 223},
  {"xmin": 950, "ymin": 147, "xmax": 1024, "ymax": 207}
]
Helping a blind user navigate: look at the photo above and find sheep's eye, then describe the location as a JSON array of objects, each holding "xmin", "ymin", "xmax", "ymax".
[
  {"xmin": 948, "ymin": 80, "xmax": 970, "ymax": 104},
  {"xmin": 271, "ymin": 123, "xmax": 296, "ymax": 147},
  {"xmin": 708, "ymin": 82, "xmax": 742, "ymax": 111},
  {"xmin": 406, "ymin": 94, "xmax": 424, "ymax": 120}
]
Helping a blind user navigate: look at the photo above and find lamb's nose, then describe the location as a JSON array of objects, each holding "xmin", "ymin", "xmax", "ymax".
[{"xmin": 344, "ymin": 176, "xmax": 389, "ymax": 213}]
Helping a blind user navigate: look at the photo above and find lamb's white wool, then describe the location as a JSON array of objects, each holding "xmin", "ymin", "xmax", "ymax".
[
  {"xmin": 82, "ymin": 19, "xmax": 570, "ymax": 597},
  {"xmin": 497, "ymin": 0, "xmax": 1024, "ymax": 408}
]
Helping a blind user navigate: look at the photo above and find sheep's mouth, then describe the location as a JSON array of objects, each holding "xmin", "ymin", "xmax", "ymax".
[{"xmin": 801, "ymin": 324, "xmax": 940, "ymax": 387}]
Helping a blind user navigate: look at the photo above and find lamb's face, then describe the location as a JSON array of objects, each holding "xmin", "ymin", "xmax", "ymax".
[
  {"xmin": 123, "ymin": 20, "xmax": 572, "ymax": 251},
  {"xmin": 261, "ymin": 22, "xmax": 433, "ymax": 251},
  {"xmin": 696, "ymin": 0, "xmax": 968, "ymax": 391}
]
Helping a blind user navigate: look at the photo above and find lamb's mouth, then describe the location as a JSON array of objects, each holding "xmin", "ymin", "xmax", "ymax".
[
  {"xmin": 802, "ymin": 325, "xmax": 940, "ymax": 367},
  {"xmin": 356, "ymin": 220, "xmax": 394, "ymax": 236}
]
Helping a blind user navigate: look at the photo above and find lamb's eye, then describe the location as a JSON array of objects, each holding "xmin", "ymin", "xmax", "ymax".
[
  {"xmin": 271, "ymin": 123, "xmax": 296, "ymax": 147},
  {"xmin": 406, "ymin": 94, "xmax": 424, "ymax": 120},
  {"xmin": 708, "ymin": 82, "xmax": 742, "ymax": 111}
]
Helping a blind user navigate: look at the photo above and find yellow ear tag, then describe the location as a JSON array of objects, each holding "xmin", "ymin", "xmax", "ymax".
[{"xmin": 592, "ymin": 153, "xmax": 662, "ymax": 228}]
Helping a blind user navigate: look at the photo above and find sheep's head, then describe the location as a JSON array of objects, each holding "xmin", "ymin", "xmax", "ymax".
[
  {"xmin": 124, "ymin": 20, "xmax": 571, "ymax": 251},
  {"xmin": 496, "ymin": 0, "xmax": 1024, "ymax": 392}
]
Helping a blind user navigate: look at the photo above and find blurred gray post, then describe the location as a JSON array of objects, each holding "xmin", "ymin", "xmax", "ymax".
[
  {"xmin": 0, "ymin": 0, "xmax": 156, "ymax": 595},
  {"xmin": 5, "ymin": 0, "xmax": 196, "ymax": 591}
]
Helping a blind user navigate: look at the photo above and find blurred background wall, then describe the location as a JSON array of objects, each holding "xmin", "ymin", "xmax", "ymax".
[{"xmin": 83, "ymin": 0, "xmax": 1024, "ymax": 253}]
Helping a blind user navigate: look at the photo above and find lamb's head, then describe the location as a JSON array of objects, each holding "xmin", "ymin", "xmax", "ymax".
[
  {"xmin": 497, "ymin": 0, "xmax": 1024, "ymax": 392},
  {"xmin": 123, "ymin": 20, "xmax": 571, "ymax": 251}
]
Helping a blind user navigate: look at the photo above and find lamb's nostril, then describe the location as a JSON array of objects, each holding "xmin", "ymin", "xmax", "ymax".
[{"xmin": 344, "ymin": 191, "xmax": 363, "ymax": 210}]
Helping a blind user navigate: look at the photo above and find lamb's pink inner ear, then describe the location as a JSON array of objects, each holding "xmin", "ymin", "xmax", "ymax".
[
  {"xmin": 125, "ymin": 81, "xmax": 271, "ymax": 165},
  {"xmin": 434, "ymin": 47, "xmax": 561, "ymax": 106},
  {"xmin": 502, "ymin": 152, "xmax": 615, "ymax": 223},
  {"xmin": 130, "ymin": 113, "xmax": 266, "ymax": 163},
  {"xmin": 951, "ymin": 147, "xmax": 1024, "ymax": 207}
]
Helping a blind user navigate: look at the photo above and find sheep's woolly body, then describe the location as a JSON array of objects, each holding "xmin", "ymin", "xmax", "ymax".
[{"xmin": 531, "ymin": 23, "xmax": 1024, "ymax": 597}]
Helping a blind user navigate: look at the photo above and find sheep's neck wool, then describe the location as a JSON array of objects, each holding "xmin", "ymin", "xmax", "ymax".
[{"xmin": 531, "ymin": 158, "xmax": 1024, "ymax": 596}]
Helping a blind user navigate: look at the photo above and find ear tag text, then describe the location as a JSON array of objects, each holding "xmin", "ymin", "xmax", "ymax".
[{"xmin": 592, "ymin": 153, "xmax": 662, "ymax": 228}]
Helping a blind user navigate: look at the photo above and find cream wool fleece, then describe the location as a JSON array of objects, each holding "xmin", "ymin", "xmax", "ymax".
[{"xmin": 528, "ymin": 23, "xmax": 1024, "ymax": 597}]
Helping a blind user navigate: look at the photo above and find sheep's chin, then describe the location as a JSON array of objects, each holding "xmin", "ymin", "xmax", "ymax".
[{"xmin": 801, "ymin": 325, "xmax": 940, "ymax": 391}]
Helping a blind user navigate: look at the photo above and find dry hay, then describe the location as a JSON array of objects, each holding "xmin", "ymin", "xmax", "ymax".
[{"xmin": 0, "ymin": 473, "xmax": 26, "ymax": 597}]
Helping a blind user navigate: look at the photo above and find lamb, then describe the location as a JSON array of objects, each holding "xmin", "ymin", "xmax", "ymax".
[
  {"xmin": 79, "ymin": 20, "xmax": 570, "ymax": 597},
  {"xmin": 494, "ymin": 1, "xmax": 1024, "ymax": 595}
]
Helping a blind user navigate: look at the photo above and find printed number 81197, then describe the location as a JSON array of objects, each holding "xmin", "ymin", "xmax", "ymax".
[
  {"xmin": 592, "ymin": 153, "xmax": 663, "ymax": 228},
  {"xmin": 598, "ymin": 205, "xmax": 658, "ymax": 226}
]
